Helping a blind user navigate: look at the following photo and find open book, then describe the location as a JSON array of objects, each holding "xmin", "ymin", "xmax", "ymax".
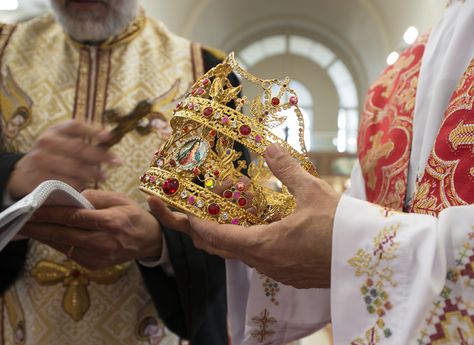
[{"xmin": 0, "ymin": 180, "xmax": 93, "ymax": 252}]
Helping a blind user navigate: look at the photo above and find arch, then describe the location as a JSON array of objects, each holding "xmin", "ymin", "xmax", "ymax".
[{"xmin": 237, "ymin": 35, "xmax": 359, "ymax": 152}]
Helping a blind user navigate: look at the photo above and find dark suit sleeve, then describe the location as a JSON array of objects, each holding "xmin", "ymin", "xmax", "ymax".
[
  {"xmin": 0, "ymin": 152, "xmax": 29, "ymax": 293},
  {"xmin": 139, "ymin": 48, "xmax": 249, "ymax": 344}
]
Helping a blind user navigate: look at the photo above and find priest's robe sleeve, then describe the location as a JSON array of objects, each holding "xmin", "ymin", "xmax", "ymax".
[{"xmin": 238, "ymin": 161, "xmax": 474, "ymax": 344}]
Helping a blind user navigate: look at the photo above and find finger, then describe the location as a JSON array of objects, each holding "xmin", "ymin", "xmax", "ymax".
[
  {"xmin": 213, "ymin": 179, "xmax": 233, "ymax": 195},
  {"xmin": 188, "ymin": 215, "xmax": 257, "ymax": 253},
  {"xmin": 35, "ymin": 134, "xmax": 120, "ymax": 166},
  {"xmin": 49, "ymin": 119, "xmax": 107, "ymax": 142},
  {"xmin": 191, "ymin": 235, "xmax": 241, "ymax": 260},
  {"xmin": 28, "ymin": 205, "xmax": 102, "ymax": 230},
  {"xmin": 20, "ymin": 221, "xmax": 101, "ymax": 249},
  {"xmin": 81, "ymin": 189, "xmax": 131, "ymax": 209},
  {"xmin": 147, "ymin": 197, "xmax": 191, "ymax": 233},
  {"xmin": 39, "ymin": 154, "xmax": 105, "ymax": 183},
  {"xmin": 264, "ymin": 143, "xmax": 314, "ymax": 200}
]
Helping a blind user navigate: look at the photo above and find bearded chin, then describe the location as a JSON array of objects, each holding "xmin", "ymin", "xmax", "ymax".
[{"xmin": 51, "ymin": 0, "xmax": 140, "ymax": 42}]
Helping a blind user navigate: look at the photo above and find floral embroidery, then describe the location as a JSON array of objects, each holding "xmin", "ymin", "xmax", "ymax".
[
  {"xmin": 417, "ymin": 226, "xmax": 474, "ymax": 344},
  {"xmin": 260, "ymin": 275, "xmax": 280, "ymax": 306},
  {"xmin": 348, "ymin": 224, "xmax": 400, "ymax": 344},
  {"xmin": 251, "ymin": 309, "xmax": 276, "ymax": 343}
]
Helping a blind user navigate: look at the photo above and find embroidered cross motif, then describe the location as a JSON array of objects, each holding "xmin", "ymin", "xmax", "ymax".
[
  {"xmin": 261, "ymin": 275, "xmax": 280, "ymax": 306},
  {"xmin": 348, "ymin": 224, "xmax": 400, "ymax": 343},
  {"xmin": 251, "ymin": 309, "xmax": 277, "ymax": 343},
  {"xmin": 31, "ymin": 260, "xmax": 126, "ymax": 321}
]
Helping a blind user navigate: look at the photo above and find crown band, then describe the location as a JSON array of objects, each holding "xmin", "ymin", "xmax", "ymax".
[
  {"xmin": 139, "ymin": 167, "xmax": 262, "ymax": 225},
  {"xmin": 172, "ymin": 97, "xmax": 317, "ymax": 175}
]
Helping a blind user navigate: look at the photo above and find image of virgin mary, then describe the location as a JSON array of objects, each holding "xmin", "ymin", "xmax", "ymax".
[{"xmin": 176, "ymin": 138, "xmax": 208, "ymax": 170}]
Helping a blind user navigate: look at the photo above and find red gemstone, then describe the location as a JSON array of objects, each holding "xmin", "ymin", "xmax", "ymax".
[
  {"xmin": 238, "ymin": 197, "xmax": 247, "ymax": 207},
  {"xmin": 169, "ymin": 160, "xmax": 177, "ymax": 167},
  {"xmin": 162, "ymin": 178, "xmax": 180, "ymax": 196},
  {"xmin": 203, "ymin": 107, "xmax": 214, "ymax": 116},
  {"xmin": 140, "ymin": 174, "xmax": 146, "ymax": 182},
  {"xmin": 223, "ymin": 190, "xmax": 233, "ymax": 199},
  {"xmin": 71, "ymin": 269, "xmax": 81, "ymax": 278},
  {"xmin": 191, "ymin": 89, "xmax": 198, "ymax": 96},
  {"xmin": 202, "ymin": 78, "xmax": 210, "ymax": 86},
  {"xmin": 239, "ymin": 125, "xmax": 251, "ymax": 136},
  {"xmin": 236, "ymin": 182, "xmax": 245, "ymax": 191},
  {"xmin": 207, "ymin": 203, "xmax": 221, "ymax": 216},
  {"xmin": 193, "ymin": 167, "xmax": 200, "ymax": 176},
  {"xmin": 213, "ymin": 170, "xmax": 220, "ymax": 177},
  {"xmin": 271, "ymin": 97, "xmax": 280, "ymax": 106},
  {"xmin": 289, "ymin": 96, "xmax": 298, "ymax": 105}
]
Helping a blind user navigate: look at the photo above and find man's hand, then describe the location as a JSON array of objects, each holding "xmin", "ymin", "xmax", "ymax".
[
  {"xmin": 6, "ymin": 120, "xmax": 120, "ymax": 199},
  {"xmin": 149, "ymin": 144, "xmax": 341, "ymax": 289},
  {"xmin": 20, "ymin": 190, "xmax": 163, "ymax": 270}
]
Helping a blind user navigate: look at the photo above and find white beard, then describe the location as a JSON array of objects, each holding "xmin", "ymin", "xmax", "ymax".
[{"xmin": 51, "ymin": 0, "xmax": 140, "ymax": 43}]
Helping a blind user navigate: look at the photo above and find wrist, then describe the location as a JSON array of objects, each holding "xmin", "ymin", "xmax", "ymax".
[{"xmin": 141, "ymin": 217, "xmax": 164, "ymax": 259}]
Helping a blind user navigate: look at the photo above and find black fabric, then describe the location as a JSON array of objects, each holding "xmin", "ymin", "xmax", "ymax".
[
  {"xmin": 0, "ymin": 152, "xmax": 23, "ymax": 209},
  {"xmin": 139, "ymin": 48, "xmax": 251, "ymax": 344},
  {"xmin": 0, "ymin": 152, "xmax": 29, "ymax": 293},
  {"xmin": 0, "ymin": 239, "xmax": 29, "ymax": 292},
  {"xmin": 139, "ymin": 228, "xmax": 228, "ymax": 344}
]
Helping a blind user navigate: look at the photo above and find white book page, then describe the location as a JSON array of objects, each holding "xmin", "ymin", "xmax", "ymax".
[{"xmin": 0, "ymin": 180, "xmax": 94, "ymax": 251}]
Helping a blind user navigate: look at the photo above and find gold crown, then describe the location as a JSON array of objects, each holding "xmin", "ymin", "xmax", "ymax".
[{"xmin": 139, "ymin": 53, "xmax": 318, "ymax": 225}]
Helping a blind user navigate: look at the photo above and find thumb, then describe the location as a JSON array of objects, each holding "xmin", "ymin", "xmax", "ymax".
[
  {"xmin": 264, "ymin": 143, "xmax": 313, "ymax": 200},
  {"xmin": 147, "ymin": 197, "xmax": 192, "ymax": 233}
]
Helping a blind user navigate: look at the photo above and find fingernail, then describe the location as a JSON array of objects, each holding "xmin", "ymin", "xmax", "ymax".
[{"xmin": 265, "ymin": 143, "xmax": 282, "ymax": 159}]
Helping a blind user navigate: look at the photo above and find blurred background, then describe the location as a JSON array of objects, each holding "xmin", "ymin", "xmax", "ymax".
[{"xmin": 0, "ymin": 0, "xmax": 446, "ymax": 343}]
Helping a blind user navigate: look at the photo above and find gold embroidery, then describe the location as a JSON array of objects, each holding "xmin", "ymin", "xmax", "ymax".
[
  {"xmin": 31, "ymin": 260, "xmax": 126, "ymax": 321},
  {"xmin": 448, "ymin": 120, "xmax": 474, "ymax": 152},
  {"xmin": 398, "ymin": 77, "xmax": 418, "ymax": 113},
  {"xmin": 361, "ymin": 132, "xmax": 395, "ymax": 190},
  {"xmin": 251, "ymin": 309, "xmax": 276, "ymax": 343},
  {"xmin": 412, "ymin": 149, "xmax": 468, "ymax": 216},
  {"xmin": 191, "ymin": 43, "xmax": 204, "ymax": 82},
  {"xmin": 73, "ymin": 48, "xmax": 90, "ymax": 121},
  {"xmin": 348, "ymin": 224, "xmax": 400, "ymax": 343},
  {"xmin": 93, "ymin": 49, "xmax": 111, "ymax": 122},
  {"xmin": 0, "ymin": 67, "xmax": 33, "ymax": 142},
  {"xmin": 411, "ymin": 181, "xmax": 440, "ymax": 216},
  {"xmin": 4, "ymin": 288, "xmax": 26, "ymax": 344},
  {"xmin": 377, "ymin": 55, "xmax": 414, "ymax": 99}
]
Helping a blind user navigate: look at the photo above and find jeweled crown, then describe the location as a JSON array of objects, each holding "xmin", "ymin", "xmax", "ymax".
[{"xmin": 139, "ymin": 53, "xmax": 318, "ymax": 225}]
